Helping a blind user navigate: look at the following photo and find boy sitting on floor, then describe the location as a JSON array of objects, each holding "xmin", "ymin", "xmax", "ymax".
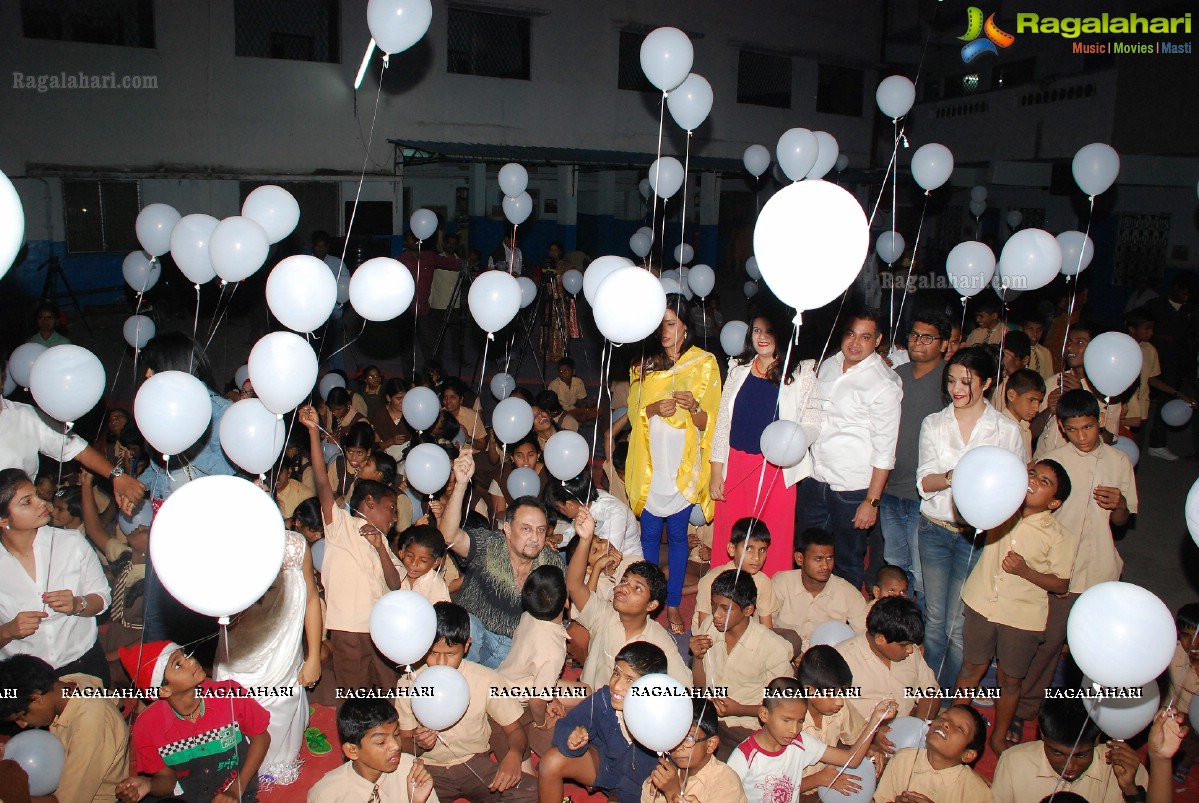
[
  {"xmin": 642, "ymin": 699, "xmax": 748, "ymax": 803},
  {"xmin": 873, "ymin": 705, "xmax": 993, "ymax": 802}
]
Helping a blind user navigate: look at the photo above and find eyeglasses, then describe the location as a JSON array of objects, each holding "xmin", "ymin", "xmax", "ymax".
[{"xmin": 907, "ymin": 333, "xmax": 942, "ymax": 345}]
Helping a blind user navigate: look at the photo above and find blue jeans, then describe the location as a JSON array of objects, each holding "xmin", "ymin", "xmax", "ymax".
[
  {"xmin": 467, "ymin": 613, "xmax": 513, "ymax": 669},
  {"xmin": 797, "ymin": 479, "xmax": 870, "ymax": 591},
  {"xmin": 917, "ymin": 516, "xmax": 982, "ymax": 689},
  {"xmin": 879, "ymin": 495, "xmax": 924, "ymax": 606},
  {"xmin": 640, "ymin": 506, "xmax": 692, "ymax": 608}
]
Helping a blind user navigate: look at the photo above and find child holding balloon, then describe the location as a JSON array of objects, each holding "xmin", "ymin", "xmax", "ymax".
[{"xmin": 641, "ymin": 698, "xmax": 748, "ymax": 803}]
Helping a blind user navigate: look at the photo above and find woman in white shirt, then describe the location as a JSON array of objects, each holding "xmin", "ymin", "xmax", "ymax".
[
  {"xmin": 709, "ymin": 312, "xmax": 821, "ymax": 576},
  {"xmin": 916, "ymin": 346, "xmax": 1025, "ymax": 689},
  {"xmin": 0, "ymin": 468, "xmax": 111, "ymax": 683}
]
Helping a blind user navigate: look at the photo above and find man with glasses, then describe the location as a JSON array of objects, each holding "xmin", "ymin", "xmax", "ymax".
[
  {"xmin": 799, "ymin": 307, "xmax": 903, "ymax": 591},
  {"xmin": 879, "ymin": 309, "xmax": 952, "ymax": 605}
]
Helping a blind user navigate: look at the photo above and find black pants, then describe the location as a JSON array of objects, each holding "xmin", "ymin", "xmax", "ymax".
[{"xmin": 55, "ymin": 639, "xmax": 111, "ymax": 686}]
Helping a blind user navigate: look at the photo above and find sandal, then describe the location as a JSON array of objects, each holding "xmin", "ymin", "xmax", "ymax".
[
  {"xmin": 667, "ymin": 607, "xmax": 686, "ymax": 635},
  {"xmin": 1005, "ymin": 716, "xmax": 1024, "ymax": 747},
  {"xmin": 305, "ymin": 726, "xmax": 332, "ymax": 755}
]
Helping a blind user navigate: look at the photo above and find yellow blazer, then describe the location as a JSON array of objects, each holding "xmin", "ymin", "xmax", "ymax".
[{"xmin": 626, "ymin": 346, "xmax": 721, "ymax": 518}]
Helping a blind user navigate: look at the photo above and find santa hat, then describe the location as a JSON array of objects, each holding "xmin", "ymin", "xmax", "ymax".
[{"xmin": 119, "ymin": 640, "xmax": 181, "ymax": 691}]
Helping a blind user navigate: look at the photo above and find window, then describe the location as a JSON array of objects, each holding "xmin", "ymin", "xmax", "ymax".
[
  {"xmin": 737, "ymin": 51, "xmax": 791, "ymax": 108},
  {"xmin": 234, "ymin": 0, "xmax": 340, "ymax": 63},
  {"xmin": 992, "ymin": 58, "xmax": 1034, "ymax": 90},
  {"xmin": 816, "ymin": 64, "xmax": 863, "ymax": 116},
  {"xmin": 63, "ymin": 180, "xmax": 140, "ymax": 253},
  {"xmin": 21, "ymin": 0, "xmax": 155, "ymax": 47},
  {"xmin": 447, "ymin": 8, "xmax": 530, "ymax": 80},
  {"xmin": 617, "ymin": 30, "xmax": 656, "ymax": 92}
]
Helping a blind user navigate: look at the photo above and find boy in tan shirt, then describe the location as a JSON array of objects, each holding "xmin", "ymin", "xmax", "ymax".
[
  {"xmin": 795, "ymin": 645, "xmax": 872, "ymax": 787},
  {"xmin": 773, "ymin": 528, "xmax": 869, "ymax": 654},
  {"xmin": 641, "ymin": 699, "xmax": 748, "ymax": 803},
  {"xmin": 836, "ymin": 597, "xmax": 939, "ymax": 722},
  {"xmin": 692, "ymin": 517, "xmax": 778, "ymax": 631},
  {"xmin": 873, "ymin": 706, "xmax": 993, "ymax": 803},
  {"xmin": 1001, "ymin": 369, "xmax": 1046, "ymax": 463}
]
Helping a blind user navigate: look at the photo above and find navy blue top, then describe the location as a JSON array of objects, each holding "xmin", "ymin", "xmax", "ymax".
[
  {"xmin": 552, "ymin": 686, "xmax": 657, "ymax": 801},
  {"xmin": 729, "ymin": 373, "xmax": 780, "ymax": 455}
]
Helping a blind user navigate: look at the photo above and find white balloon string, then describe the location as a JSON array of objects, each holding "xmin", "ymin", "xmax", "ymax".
[
  {"xmin": 815, "ymin": 289, "xmax": 851, "ymax": 374},
  {"xmin": 189, "ymin": 283, "xmax": 201, "ymax": 373},
  {"xmin": 203, "ymin": 281, "xmax": 241, "ymax": 353},
  {"xmin": 587, "ymin": 341, "xmax": 611, "ymax": 501},
  {"xmin": 893, "ymin": 195, "xmax": 930, "ymax": 341},
  {"xmin": 1047, "ymin": 714, "xmax": 1098, "ymax": 801},
  {"xmin": 1057, "ymin": 198, "xmax": 1094, "ymax": 382},
  {"xmin": 888, "ymin": 118, "xmax": 899, "ymax": 337},
  {"xmin": 323, "ymin": 319, "xmax": 368, "ymax": 363},
  {"xmin": 678, "ymin": 131, "xmax": 692, "ymax": 272},
  {"xmin": 94, "ymin": 349, "xmax": 129, "ymax": 442},
  {"xmin": 413, "ymin": 244, "xmax": 423, "ymax": 374},
  {"xmin": 205, "ymin": 281, "xmax": 229, "ymax": 341},
  {"xmin": 649, "ymin": 91, "xmax": 667, "ymax": 259},
  {"xmin": 219, "ymin": 621, "xmax": 246, "ymax": 803},
  {"xmin": 960, "ymin": 297, "xmax": 969, "ymax": 335},
  {"xmin": 461, "ymin": 336, "xmax": 492, "ymax": 518},
  {"xmin": 817, "ymin": 715, "xmax": 887, "ymax": 802}
]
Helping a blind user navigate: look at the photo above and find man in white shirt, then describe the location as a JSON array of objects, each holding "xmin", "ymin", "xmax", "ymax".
[
  {"xmin": 487, "ymin": 231, "xmax": 523, "ymax": 276},
  {"xmin": 799, "ymin": 308, "xmax": 903, "ymax": 592}
]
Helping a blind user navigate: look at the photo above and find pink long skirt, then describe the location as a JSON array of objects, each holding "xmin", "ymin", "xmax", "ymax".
[{"xmin": 711, "ymin": 447, "xmax": 796, "ymax": 577}]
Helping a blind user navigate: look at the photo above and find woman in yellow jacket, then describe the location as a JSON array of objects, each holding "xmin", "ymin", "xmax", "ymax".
[{"xmin": 627, "ymin": 294, "xmax": 721, "ymax": 633}]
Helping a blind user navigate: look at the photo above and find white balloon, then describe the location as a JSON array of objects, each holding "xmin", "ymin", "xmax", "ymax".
[
  {"xmin": 169, "ymin": 213, "xmax": 220, "ymax": 285},
  {"xmin": 518, "ymin": 275, "xmax": 538, "ymax": 308},
  {"xmin": 945, "ymin": 241, "xmax": 996, "ymax": 299},
  {"xmin": 409, "ymin": 208, "xmax": 438, "ymax": 241},
  {"xmin": 1188, "ymin": 478, "xmax": 1199, "ymax": 548},
  {"xmin": 135, "ymin": 371, "xmax": 213, "ymax": 457},
  {"xmin": 2, "ymin": 372, "xmax": 12, "ymax": 397},
  {"xmin": 405, "ymin": 442, "xmax": 452, "ymax": 495},
  {"xmin": 369, "ymin": 590, "xmax": 437, "ymax": 665},
  {"xmin": 1056, "ymin": 231, "xmax": 1094, "ymax": 276},
  {"xmin": 498, "ymin": 163, "xmax": 529, "ymax": 197},
  {"xmin": 950, "ymin": 445, "xmax": 1028, "ymax": 530},
  {"xmin": 1083, "ymin": 677, "xmax": 1160, "ymax": 740},
  {"xmin": 493, "ymin": 397, "xmax": 534, "ymax": 444},
  {"xmin": 468, "ymin": 271, "xmax": 522, "ymax": 333},
  {"xmin": 673, "ymin": 244, "xmax": 693, "ymax": 266},
  {"xmin": 543, "ymin": 430, "xmax": 590, "ymax": 481},
  {"xmin": 411, "ymin": 665, "xmax": 471, "ymax": 730},
  {"xmin": 0, "ymin": 169, "xmax": 25, "ymax": 280},
  {"xmin": 310, "ymin": 539, "xmax": 326, "ymax": 572},
  {"xmin": 910, "ymin": 143, "xmax": 954, "ymax": 192},
  {"xmin": 760, "ymin": 420, "xmax": 809, "ymax": 468},
  {"xmin": 248, "ymin": 332, "xmax": 318, "ymax": 415},
  {"xmin": 506, "ymin": 466, "xmax": 541, "ymax": 499},
  {"xmin": 659, "ymin": 277, "xmax": 682, "ymax": 297},
  {"xmin": 1072, "ymin": 142, "xmax": 1120, "ymax": 197},
  {"xmin": 883, "ymin": 717, "xmax": 928, "ymax": 751},
  {"xmin": 210, "ymin": 216, "xmax": 270, "ymax": 282},
  {"xmin": 151, "ymin": 475, "xmax": 285, "ymax": 618},
  {"xmin": 720, "ymin": 321, "xmax": 748, "ymax": 356},
  {"xmin": 241, "ymin": 185, "xmax": 300, "ymax": 244},
  {"xmin": 639, "ymin": 27, "xmax": 693, "ymax": 92},
  {"xmin": 1006, "ymin": 210, "xmax": 1024, "ymax": 229},
  {"xmin": 1083, "ymin": 332, "xmax": 1143, "ymax": 398},
  {"xmin": 666, "ymin": 73, "xmax": 713, "ymax": 131},
  {"xmin": 638, "ymin": 179, "xmax": 652, "ymax": 200},
  {"xmin": 753, "ymin": 180, "xmax": 869, "ymax": 313},
  {"xmin": 623, "ymin": 673, "xmax": 694, "ymax": 752},
  {"xmin": 808, "ymin": 619, "xmax": 856, "ymax": 648},
  {"xmin": 266, "ymin": 255, "xmax": 337, "ymax": 333},
  {"xmin": 593, "ymin": 267, "xmax": 668, "ymax": 345},
  {"xmin": 1162, "ymin": 398, "xmax": 1194, "ymax": 427},
  {"xmin": 135, "ymin": 203, "xmax": 180, "ymax": 257},
  {"xmin": 123, "ymin": 315, "xmax": 156, "ymax": 349},
  {"xmin": 835, "ymin": 153, "xmax": 849, "ymax": 172},
  {"xmin": 998, "ymin": 229, "xmax": 1062, "ymax": 293},
  {"xmin": 817, "ymin": 760, "xmax": 876, "ymax": 803},
  {"xmin": 969, "ymin": 199, "xmax": 987, "ymax": 217},
  {"xmin": 350, "ymin": 257, "xmax": 415, "ymax": 321},
  {"xmin": 235, "ymin": 364, "xmax": 250, "ymax": 391},
  {"xmin": 745, "ymin": 255, "xmax": 760, "ymax": 280},
  {"xmin": 122, "ymin": 250, "xmax": 160, "ymax": 294},
  {"xmin": 636, "ymin": 226, "xmax": 654, "ymax": 239},
  {"xmin": 319, "ymin": 373, "xmax": 346, "ymax": 400},
  {"xmin": 1067, "ymin": 581, "xmax": 1176, "ymax": 688},
  {"xmin": 629, "ymin": 231, "xmax": 652, "ymax": 258},
  {"xmin": 688, "ymin": 264, "xmax": 715, "ymax": 298},
  {"xmin": 403, "ymin": 386, "xmax": 439, "ymax": 431},
  {"xmin": 219, "ymin": 398, "xmax": 286, "ymax": 475},
  {"xmin": 366, "ymin": 0, "xmax": 433, "ymax": 54},
  {"xmin": 502, "ymin": 192, "xmax": 532, "ymax": 225},
  {"xmin": 490, "ymin": 372, "xmax": 516, "ymax": 400},
  {"xmin": 583, "ymin": 255, "xmax": 634, "ymax": 305},
  {"xmin": 1112, "ymin": 435, "xmax": 1140, "ymax": 467},
  {"xmin": 335, "ymin": 263, "xmax": 350, "ymax": 304},
  {"xmin": 648, "ymin": 157, "xmax": 685, "ymax": 199},
  {"xmin": 743, "ymin": 144, "xmax": 771, "ymax": 178},
  {"xmin": 7, "ymin": 342, "xmax": 45, "ymax": 388},
  {"xmin": 29, "ymin": 345, "xmax": 105, "ymax": 423},
  {"xmin": 561, "ymin": 268, "xmax": 583, "ymax": 295},
  {"xmin": 876, "ymin": 75, "xmax": 916, "ymax": 119},
  {"xmin": 743, "ymin": 280, "xmax": 759, "ymax": 299},
  {"xmin": 3, "ymin": 729, "xmax": 64, "ymax": 796},
  {"xmin": 970, "ymin": 186, "xmax": 988, "ymax": 203},
  {"xmin": 806, "ymin": 131, "xmax": 839, "ymax": 180},
  {"xmin": 689, "ymin": 505, "xmax": 708, "ymax": 526},
  {"xmin": 776, "ymin": 128, "xmax": 819, "ymax": 182},
  {"xmin": 876, "ymin": 231, "xmax": 906, "ymax": 264}
]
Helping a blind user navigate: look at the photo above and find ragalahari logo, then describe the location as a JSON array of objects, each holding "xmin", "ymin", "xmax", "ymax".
[{"xmin": 959, "ymin": 7, "xmax": 1015, "ymax": 62}]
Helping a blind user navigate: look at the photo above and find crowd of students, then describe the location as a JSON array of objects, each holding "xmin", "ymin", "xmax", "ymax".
[{"xmin": 0, "ymin": 276, "xmax": 1197, "ymax": 803}]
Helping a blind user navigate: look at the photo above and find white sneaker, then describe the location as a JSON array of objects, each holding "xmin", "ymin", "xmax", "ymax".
[{"xmin": 1148, "ymin": 446, "xmax": 1180, "ymax": 461}]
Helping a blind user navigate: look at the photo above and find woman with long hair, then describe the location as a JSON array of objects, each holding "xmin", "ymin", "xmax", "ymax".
[
  {"xmin": 709, "ymin": 312, "xmax": 821, "ymax": 576},
  {"xmin": 626, "ymin": 294, "xmax": 721, "ymax": 633}
]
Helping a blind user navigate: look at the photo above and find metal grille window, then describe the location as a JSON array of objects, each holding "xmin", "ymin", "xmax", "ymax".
[
  {"xmin": 447, "ymin": 8, "xmax": 530, "ymax": 80},
  {"xmin": 618, "ymin": 31, "xmax": 655, "ymax": 92},
  {"xmin": 816, "ymin": 63, "xmax": 864, "ymax": 116},
  {"xmin": 737, "ymin": 51, "xmax": 791, "ymax": 108},
  {"xmin": 21, "ymin": 0, "xmax": 155, "ymax": 47},
  {"xmin": 234, "ymin": 0, "xmax": 340, "ymax": 63},
  {"xmin": 63, "ymin": 180, "xmax": 140, "ymax": 253}
]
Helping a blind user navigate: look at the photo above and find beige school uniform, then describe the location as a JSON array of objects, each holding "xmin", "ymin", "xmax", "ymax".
[
  {"xmin": 802, "ymin": 704, "xmax": 865, "ymax": 777},
  {"xmin": 1041, "ymin": 442, "xmax": 1137, "ymax": 593},
  {"xmin": 836, "ymin": 633, "xmax": 938, "ymax": 719},
  {"xmin": 772, "ymin": 571, "xmax": 869, "ymax": 643},
  {"xmin": 1030, "ymin": 343, "xmax": 1055, "ymax": 382},
  {"xmin": 497, "ymin": 612, "xmax": 568, "ymax": 700},
  {"xmin": 400, "ymin": 569, "xmax": 450, "ymax": 605},
  {"xmin": 323, "ymin": 506, "xmax": 403, "ymax": 633},
  {"xmin": 602, "ymin": 458, "xmax": 629, "ymax": 506},
  {"xmin": 1125, "ymin": 341, "xmax": 1161, "ymax": 421},
  {"xmin": 592, "ymin": 553, "xmax": 639, "ymax": 607},
  {"xmin": 1034, "ymin": 374, "xmax": 1122, "ymax": 458},
  {"xmin": 395, "ymin": 660, "xmax": 524, "ymax": 766},
  {"xmin": 1002, "ymin": 407, "xmax": 1033, "ymax": 463},
  {"xmin": 576, "ymin": 597, "xmax": 691, "ymax": 691},
  {"xmin": 639, "ymin": 755, "xmax": 747, "ymax": 803},
  {"xmin": 965, "ymin": 326, "xmax": 1003, "ymax": 347},
  {"xmin": 693, "ymin": 618, "xmax": 793, "ymax": 729},
  {"xmin": 276, "ymin": 479, "xmax": 316, "ymax": 519},
  {"xmin": 1167, "ymin": 642, "xmax": 1199, "ymax": 713},
  {"xmin": 874, "ymin": 748, "xmax": 993, "ymax": 803},
  {"xmin": 991, "ymin": 741, "xmax": 1148, "ymax": 803},
  {"xmin": 308, "ymin": 753, "xmax": 442, "ymax": 803},
  {"xmin": 52, "ymin": 674, "xmax": 129, "ymax": 803},
  {"xmin": 960, "ymin": 510, "xmax": 1075, "ymax": 632},
  {"xmin": 691, "ymin": 564, "xmax": 779, "ymax": 631},
  {"xmin": 548, "ymin": 377, "xmax": 587, "ymax": 411}
]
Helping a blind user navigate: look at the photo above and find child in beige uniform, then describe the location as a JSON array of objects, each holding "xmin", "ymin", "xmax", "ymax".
[
  {"xmin": 1001, "ymin": 369, "xmax": 1046, "ymax": 463},
  {"xmin": 836, "ymin": 597, "xmax": 939, "ymax": 722},
  {"xmin": 795, "ymin": 645, "xmax": 871, "ymax": 787},
  {"xmin": 641, "ymin": 699, "xmax": 747, "ymax": 803},
  {"xmin": 692, "ymin": 521, "xmax": 778, "ymax": 631},
  {"xmin": 773, "ymin": 528, "xmax": 869, "ymax": 654},
  {"xmin": 874, "ymin": 707, "xmax": 993, "ymax": 802},
  {"xmin": 396, "ymin": 525, "xmax": 450, "ymax": 604}
]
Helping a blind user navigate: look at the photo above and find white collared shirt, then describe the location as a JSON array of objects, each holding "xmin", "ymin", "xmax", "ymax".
[
  {"xmin": 810, "ymin": 352, "xmax": 903, "ymax": 492},
  {"xmin": 916, "ymin": 402, "xmax": 1026, "ymax": 523},
  {"xmin": 0, "ymin": 526, "xmax": 111, "ymax": 667},
  {"xmin": 0, "ymin": 398, "xmax": 87, "ymax": 479}
]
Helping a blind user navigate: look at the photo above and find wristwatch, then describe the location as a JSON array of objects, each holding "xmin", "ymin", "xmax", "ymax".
[
  {"xmin": 108, "ymin": 466, "xmax": 125, "ymax": 481},
  {"xmin": 865, "ymin": 497, "xmax": 881, "ymax": 508},
  {"xmin": 1122, "ymin": 786, "xmax": 1147, "ymax": 803},
  {"xmin": 945, "ymin": 469, "xmax": 954, "ymax": 488}
]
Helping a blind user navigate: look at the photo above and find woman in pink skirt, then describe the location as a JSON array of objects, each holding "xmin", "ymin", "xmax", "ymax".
[{"xmin": 709, "ymin": 312, "xmax": 822, "ymax": 576}]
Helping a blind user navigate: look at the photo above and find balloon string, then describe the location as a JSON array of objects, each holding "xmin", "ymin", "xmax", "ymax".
[
  {"xmin": 460, "ymin": 335, "xmax": 492, "ymax": 519},
  {"xmin": 678, "ymin": 131, "xmax": 692, "ymax": 269},
  {"xmin": 932, "ymin": 528, "xmax": 981, "ymax": 687},
  {"xmin": 817, "ymin": 715, "xmax": 888, "ymax": 802},
  {"xmin": 888, "ymin": 117, "xmax": 899, "ymax": 339},
  {"xmin": 649, "ymin": 91, "xmax": 667, "ymax": 262},
  {"xmin": 1047, "ymin": 712, "xmax": 1100, "ymax": 801},
  {"xmin": 218, "ymin": 622, "xmax": 246, "ymax": 803},
  {"xmin": 588, "ymin": 341, "xmax": 611, "ymax": 501},
  {"xmin": 1057, "ymin": 197, "xmax": 1094, "ymax": 382},
  {"xmin": 205, "ymin": 281, "xmax": 229, "ymax": 341},
  {"xmin": 413, "ymin": 244, "xmax": 423, "ymax": 374},
  {"xmin": 94, "ymin": 349, "xmax": 129, "ymax": 442},
  {"xmin": 815, "ymin": 289, "xmax": 850, "ymax": 373},
  {"xmin": 893, "ymin": 195, "xmax": 929, "ymax": 343},
  {"xmin": 203, "ymin": 281, "xmax": 240, "ymax": 353},
  {"xmin": 189, "ymin": 283, "xmax": 201, "ymax": 373},
  {"xmin": 323, "ymin": 319, "xmax": 368, "ymax": 364}
]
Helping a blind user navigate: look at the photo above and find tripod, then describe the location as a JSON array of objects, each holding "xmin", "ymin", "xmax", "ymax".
[
  {"xmin": 39, "ymin": 255, "xmax": 93, "ymax": 334},
  {"xmin": 511, "ymin": 268, "xmax": 570, "ymax": 384},
  {"xmin": 430, "ymin": 266, "xmax": 480, "ymax": 383}
]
